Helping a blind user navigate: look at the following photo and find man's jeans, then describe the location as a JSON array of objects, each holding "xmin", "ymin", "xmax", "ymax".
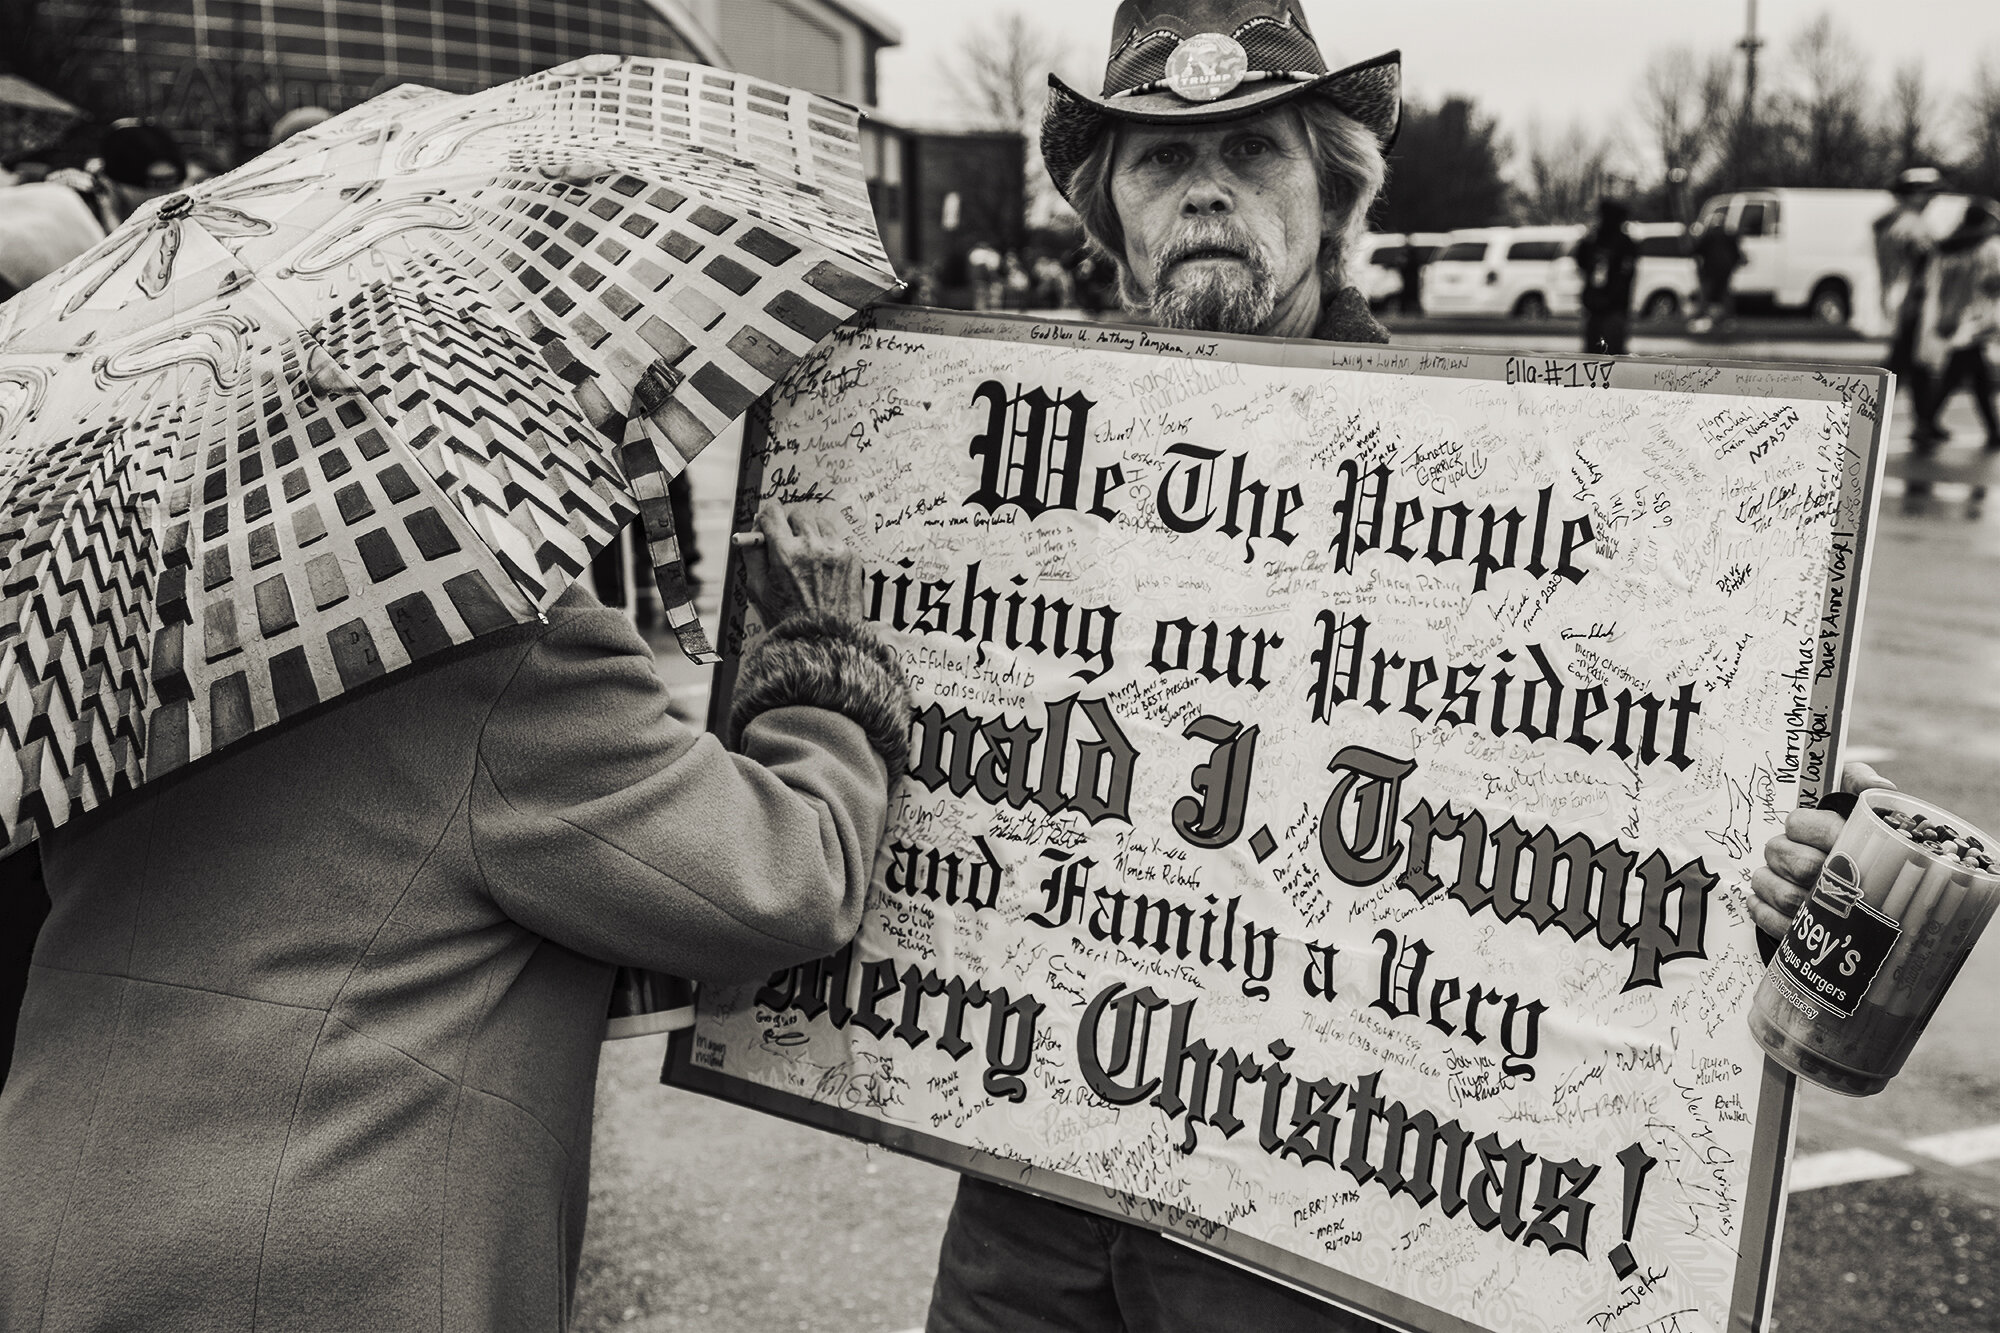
[{"xmin": 926, "ymin": 1175, "xmax": 1387, "ymax": 1332}]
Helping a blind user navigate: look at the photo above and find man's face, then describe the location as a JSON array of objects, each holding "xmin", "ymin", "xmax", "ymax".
[{"xmin": 1109, "ymin": 108, "xmax": 1328, "ymax": 334}]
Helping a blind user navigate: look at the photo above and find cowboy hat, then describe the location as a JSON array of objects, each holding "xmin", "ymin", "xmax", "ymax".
[{"xmin": 1040, "ymin": 0, "xmax": 1401, "ymax": 204}]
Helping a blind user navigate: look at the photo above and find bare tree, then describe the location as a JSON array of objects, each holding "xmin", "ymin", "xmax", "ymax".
[
  {"xmin": 1766, "ymin": 14, "xmax": 1882, "ymax": 188},
  {"xmin": 1375, "ymin": 95, "xmax": 1512, "ymax": 233},
  {"xmin": 1518, "ymin": 121, "xmax": 1616, "ymax": 225},
  {"xmin": 950, "ymin": 11, "xmax": 1075, "ymax": 222},
  {"xmin": 1885, "ymin": 61, "xmax": 1933, "ymax": 170},
  {"xmin": 1636, "ymin": 46, "xmax": 1735, "ymax": 217},
  {"xmin": 953, "ymin": 12, "xmax": 1066, "ymax": 132},
  {"xmin": 1964, "ymin": 59, "xmax": 2000, "ymax": 201}
]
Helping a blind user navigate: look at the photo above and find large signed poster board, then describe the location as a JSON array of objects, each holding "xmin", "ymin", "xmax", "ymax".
[{"xmin": 666, "ymin": 307, "xmax": 1888, "ymax": 1333}]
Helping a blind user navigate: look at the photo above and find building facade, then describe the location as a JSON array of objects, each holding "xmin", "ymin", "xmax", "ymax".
[
  {"xmin": 39, "ymin": 0, "xmax": 902, "ymax": 164},
  {"xmin": 686, "ymin": 0, "xmax": 895, "ymax": 107},
  {"xmin": 32, "ymin": 0, "xmax": 1022, "ymax": 297}
]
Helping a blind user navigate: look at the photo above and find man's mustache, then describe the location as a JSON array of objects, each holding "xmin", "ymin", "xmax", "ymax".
[{"xmin": 1157, "ymin": 225, "xmax": 1269, "ymax": 276}]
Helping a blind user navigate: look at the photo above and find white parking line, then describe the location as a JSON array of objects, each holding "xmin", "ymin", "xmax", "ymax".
[
  {"xmin": 1907, "ymin": 1122, "xmax": 2000, "ymax": 1167},
  {"xmin": 1842, "ymin": 744, "xmax": 1897, "ymax": 765},
  {"xmin": 1788, "ymin": 1148, "xmax": 1915, "ymax": 1192}
]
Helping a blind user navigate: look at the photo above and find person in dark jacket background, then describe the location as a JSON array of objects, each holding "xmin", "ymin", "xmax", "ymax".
[
  {"xmin": 1691, "ymin": 214, "xmax": 1743, "ymax": 335},
  {"xmin": 1575, "ymin": 197, "xmax": 1640, "ymax": 355},
  {"xmin": 1912, "ymin": 199, "xmax": 2000, "ymax": 448}
]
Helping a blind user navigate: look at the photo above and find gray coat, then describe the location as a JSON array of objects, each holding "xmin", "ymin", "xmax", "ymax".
[{"xmin": 0, "ymin": 589, "xmax": 902, "ymax": 1331}]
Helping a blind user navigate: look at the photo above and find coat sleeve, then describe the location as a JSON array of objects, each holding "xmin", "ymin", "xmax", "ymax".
[{"xmin": 470, "ymin": 598, "xmax": 904, "ymax": 982}]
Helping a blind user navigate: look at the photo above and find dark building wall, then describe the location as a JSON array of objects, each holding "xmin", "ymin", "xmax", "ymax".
[
  {"xmin": 911, "ymin": 130, "xmax": 1025, "ymax": 272},
  {"xmin": 715, "ymin": 0, "xmax": 844, "ymax": 103},
  {"xmin": 46, "ymin": 0, "xmax": 705, "ymax": 164}
]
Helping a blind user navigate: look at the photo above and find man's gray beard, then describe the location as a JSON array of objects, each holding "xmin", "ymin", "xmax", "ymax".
[{"xmin": 1149, "ymin": 257, "xmax": 1277, "ymax": 335}]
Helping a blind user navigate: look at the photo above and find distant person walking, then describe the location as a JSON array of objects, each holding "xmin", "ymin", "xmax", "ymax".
[
  {"xmin": 1397, "ymin": 241, "xmax": 1424, "ymax": 315},
  {"xmin": 1878, "ymin": 167, "xmax": 1950, "ymax": 445},
  {"xmin": 1690, "ymin": 214, "xmax": 1742, "ymax": 334},
  {"xmin": 1913, "ymin": 199, "xmax": 2000, "ymax": 449},
  {"xmin": 1575, "ymin": 198, "xmax": 1639, "ymax": 354},
  {"xmin": 967, "ymin": 243, "xmax": 1002, "ymax": 311}
]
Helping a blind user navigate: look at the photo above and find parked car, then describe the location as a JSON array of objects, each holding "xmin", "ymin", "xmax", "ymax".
[
  {"xmin": 1693, "ymin": 187, "xmax": 1974, "ymax": 331},
  {"xmin": 1356, "ymin": 233, "xmax": 1408, "ymax": 308},
  {"xmin": 1421, "ymin": 225, "xmax": 1586, "ymax": 318},
  {"xmin": 1630, "ymin": 222, "xmax": 1699, "ymax": 321},
  {"xmin": 1356, "ymin": 231, "xmax": 1451, "ymax": 310}
]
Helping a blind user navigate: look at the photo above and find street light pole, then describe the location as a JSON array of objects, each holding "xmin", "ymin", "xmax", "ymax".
[{"xmin": 1736, "ymin": 0, "xmax": 1765, "ymax": 184}]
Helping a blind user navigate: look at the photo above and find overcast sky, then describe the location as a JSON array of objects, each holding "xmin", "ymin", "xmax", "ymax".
[{"xmin": 870, "ymin": 0, "xmax": 2000, "ymax": 166}]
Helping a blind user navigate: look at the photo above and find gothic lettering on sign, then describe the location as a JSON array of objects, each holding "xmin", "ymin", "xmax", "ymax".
[
  {"xmin": 965, "ymin": 380, "xmax": 1123, "ymax": 520},
  {"xmin": 1026, "ymin": 847, "xmax": 1279, "ymax": 999},
  {"xmin": 1308, "ymin": 615, "xmax": 1701, "ymax": 772},
  {"xmin": 756, "ymin": 945, "xmax": 1045, "ymax": 1103},
  {"xmin": 1155, "ymin": 443, "xmax": 1304, "ymax": 563},
  {"xmin": 1317, "ymin": 748, "xmax": 1716, "ymax": 991},
  {"xmin": 1326, "ymin": 460, "xmax": 1594, "ymax": 591},
  {"xmin": 905, "ymin": 696, "xmax": 1140, "ymax": 824},
  {"xmin": 1148, "ymin": 617, "xmax": 1281, "ymax": 692},
  {"xmin": 1371, "ymin": 929, "xmax": 1547, "ymax": 1079},
  {"xmin": 882, "ymin": 836, "xmax": 1003, "ymax": 912},
  {"xmin": 1173, "ymin": 714, "xmax": 1259, "ymax": 850},
  {"xmin": 867, "ymin": 558, "xmax": 1119, "ymax": 679},
  {"xmin": 1073, "ymin": 983, "xmax": 1613, "ymax": 1257}
]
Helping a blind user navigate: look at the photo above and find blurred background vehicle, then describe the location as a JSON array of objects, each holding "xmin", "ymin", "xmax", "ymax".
[
  {"xmin": 1421, "ymin": 224, "xmax": 1586, "ymax": 318},
  {"xmin": 1696, "ymin": 187, "xmax": 1975, "ymax": 331},
  {"xmin": 1631, "ymin": 221, "xmax": 1700, "ymax": 321},
  {"xmin": 1357, "ymin": 232, "xmax": 1408, "ymax": 309},
  {"xmin": 1359, "ymin": 231, "xmax": 1449, "ymax": 312}
]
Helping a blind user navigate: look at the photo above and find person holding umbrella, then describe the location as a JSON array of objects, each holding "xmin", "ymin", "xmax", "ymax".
[
  {"xmin": 0, "ymin": 59, "xmax": 911, "ymax": 1331},
  {"xmin": 926, "ymin": 3, "xmax": 1399, "ymax": 1329},
  {"xmin": 0, "ymin": 499, "xmax": 910, "ymax": 1330}
]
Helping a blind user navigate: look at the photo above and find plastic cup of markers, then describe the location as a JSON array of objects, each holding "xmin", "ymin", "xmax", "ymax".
[{"xmin": 1749, "ymin": 789, "xmax": 2000, "ymax": 1096}]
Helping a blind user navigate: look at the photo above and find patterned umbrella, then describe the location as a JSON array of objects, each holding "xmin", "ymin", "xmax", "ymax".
[{"xmin": 0, "ymin": 55, "xmax": 897, "ymax": 845}]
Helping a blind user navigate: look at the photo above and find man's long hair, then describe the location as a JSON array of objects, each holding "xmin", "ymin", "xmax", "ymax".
[{"xmin": 1065, "ymin": 100, "xmax": 1387, "ymax": 316}]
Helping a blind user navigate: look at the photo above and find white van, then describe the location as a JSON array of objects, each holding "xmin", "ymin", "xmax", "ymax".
[
  {"xmin": 1422, "ymin": 225, "xmax": 1585, "ymax": 318},
  {"xmin": 1631, "ymin": 222, "xmax": 1699, "ymax": 320},
  {"xmin": 1694, "ymin": 187, "xmax": 1973, "ymax": 330},
  {"xmin": 1356, "ymin": 231, "xmax": 1450, "ymax": 310},
  {"xmin": 1356, "ymin": 233, "xmax": 1407, "ymax": 308}
]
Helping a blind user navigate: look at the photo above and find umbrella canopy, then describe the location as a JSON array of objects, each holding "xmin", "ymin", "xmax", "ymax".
[{"xmin": 0, "ymin": 55, "xmax": 897, "ymax": 845}]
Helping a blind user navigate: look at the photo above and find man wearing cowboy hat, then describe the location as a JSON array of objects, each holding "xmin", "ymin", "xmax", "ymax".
[
  {"xmin": 1036, "ymin": 0, "xmax": 1398, "ymax": 344},
  {"xmin": 926, "ymin": 3, "xmax": 1399, "ymax": 1329}
]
